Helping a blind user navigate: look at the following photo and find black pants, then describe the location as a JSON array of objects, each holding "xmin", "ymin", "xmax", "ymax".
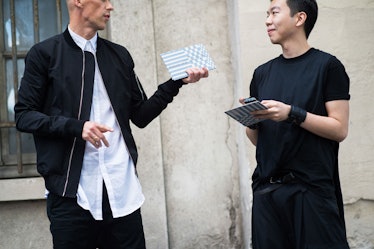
[
  {"xmin": 252, "ymin": 183, "xmax": 350, "ymax": 249},
  {"xmin": 46, "ymin": 187, "xmax": 146, "ymax": 249}
]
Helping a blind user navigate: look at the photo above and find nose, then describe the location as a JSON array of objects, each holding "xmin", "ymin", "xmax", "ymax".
[
  {"xmin": 265, "ymin": 15, "xmax": 272, "ymax": 26},
  {"xmin": 106, "ymin": 0, "xmax": 114, "ymax": 11}
]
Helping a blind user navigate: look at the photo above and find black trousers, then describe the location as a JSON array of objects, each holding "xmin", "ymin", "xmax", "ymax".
[
  {"xmin": 46, "ymin": 186, "xmax": 146, "ymax": 249},
  {"xmin": 252, "ymin": 183, "xmax": 350, "ymax": 249}
]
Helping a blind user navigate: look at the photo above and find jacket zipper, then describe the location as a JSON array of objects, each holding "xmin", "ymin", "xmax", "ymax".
[
  {"xmin": 62, "ymin": 53, "xmax": 143, "ymax": 195},
  {"xmin": 62, "ymin": 51, "xmax": 86, "ymax": 196},
  {"xmin": 135, "ymin": 73, "xmax": 146, "ymax": 101}
]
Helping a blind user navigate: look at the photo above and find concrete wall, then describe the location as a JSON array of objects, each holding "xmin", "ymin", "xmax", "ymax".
[
  {"xmin": 0, "ymin": 200, "xmax": 50, "ymax": 249},
  {"xmin": 110, "ymin": 1, "xmax": 242, "ymax": 248},
  {"xmin": 0, "ymin": 0, "xmax": 373, "ymax": 249}
]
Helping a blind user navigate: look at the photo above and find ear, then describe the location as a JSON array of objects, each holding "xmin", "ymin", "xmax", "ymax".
[
  {"xmin": 295, "ymin": 11, "xmax": 307, "ymax": 27},
  {"xmin": 74, "ymin": 0, "xmax": 83, "ymax": 8}
]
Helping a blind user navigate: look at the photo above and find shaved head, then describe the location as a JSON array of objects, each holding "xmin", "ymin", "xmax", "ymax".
[{"xmin": 65, "ymin": 0, "xmax": 113, "ymax": 39}]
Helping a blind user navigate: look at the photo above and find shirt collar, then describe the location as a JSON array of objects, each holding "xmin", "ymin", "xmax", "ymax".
[{"xmin": 68, "ymin": 26, "xmax": 98, "ymax": 52}]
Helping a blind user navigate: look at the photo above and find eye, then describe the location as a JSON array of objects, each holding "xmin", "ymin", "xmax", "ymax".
[{"xmin": 266, "ymin": 10, "xmax": 279, "ymax": 18}]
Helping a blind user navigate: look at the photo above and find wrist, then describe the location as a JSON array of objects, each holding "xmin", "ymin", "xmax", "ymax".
[{"xmin": 286, "ymin": 105, "xmax": 307, "ymax": 125}]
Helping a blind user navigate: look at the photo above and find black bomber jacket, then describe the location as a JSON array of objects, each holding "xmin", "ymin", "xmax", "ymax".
[{"xmin": 14, "ymin": 29, "xmax": 184, "ymax": 197}]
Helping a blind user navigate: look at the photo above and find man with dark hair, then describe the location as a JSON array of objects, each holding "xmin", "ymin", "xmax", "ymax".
[
  {"xmin": 14, "ymin": 0, "xmax": 209, "ymax": 248},
  {"xmin": 241, "ymin": 0, "xmax": 350, "ymax": 248}
]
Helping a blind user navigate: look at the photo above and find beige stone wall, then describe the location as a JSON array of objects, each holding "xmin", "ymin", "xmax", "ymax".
[
  {"xmin": 111, "ymin": 0, "xmax": 242, "ymax": 248},
  {"xmin": 0, "ymin": 200, "xmax": 51, "ymax": 248}
]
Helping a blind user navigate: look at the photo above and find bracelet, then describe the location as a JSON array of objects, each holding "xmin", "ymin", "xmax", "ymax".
[{"xmin": 286, "ymin": 105, "xmax": 307, "ymax": 125}]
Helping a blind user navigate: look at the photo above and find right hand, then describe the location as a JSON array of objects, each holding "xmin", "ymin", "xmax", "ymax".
[{"xmin": 82, "ymin": 121, "xmax": 113, "ymax": 148}]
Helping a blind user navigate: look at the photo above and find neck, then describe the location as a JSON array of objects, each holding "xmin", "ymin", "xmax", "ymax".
[
  {"xmin": 281, "ymin": 38, "xmax": 311, "ymax": 59},
  {"xmin": 68, "ymin": 23, "xmax": 97, "ymax": 40}
]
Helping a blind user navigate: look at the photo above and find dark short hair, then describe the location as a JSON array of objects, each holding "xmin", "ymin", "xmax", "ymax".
[{"xmin": 286, "ymin": 0, "xmax": 318, "ymax": 38}]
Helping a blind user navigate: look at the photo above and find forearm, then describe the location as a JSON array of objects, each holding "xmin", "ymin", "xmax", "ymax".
[
  {"xmin": 299, "ymin": 100, "xmax": 349, "ymax": 142},
  {"xmin": 300, "ymin": 112, "xmax": 348, "ymax": 142},
  {"xmin": 246, "ymin": 127, "xmax": 258, "ymax": 146},
  {"xmin": 251, "ymin": 100, "xmax": 349, "ymax": 143},
  {"xmin": 15, "ymin": 108, "xmax": 84, "ymax": 138},
  {"xmin": 130, "ymin": 79, "xmax": 184, "ymax": 128}
]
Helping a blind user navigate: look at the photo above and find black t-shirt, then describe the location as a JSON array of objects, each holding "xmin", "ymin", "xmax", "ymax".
[{"xmin": 250, "ymin": 48, "xmax": 350, "ymax": 195}]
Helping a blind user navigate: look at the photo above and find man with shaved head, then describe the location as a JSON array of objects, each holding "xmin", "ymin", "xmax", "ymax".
[{"xmin": 15, "ymin": 0, "xmax": 209, "ymax": 248}]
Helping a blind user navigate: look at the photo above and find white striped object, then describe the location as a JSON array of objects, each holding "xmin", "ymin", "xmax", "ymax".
[
  {"xmin": 225, "ymin": 101, "xmax": 268, "ymax": 127},
  {"xmin": 160, "ymin": 44, "xmax": 216, "ymax": 80}
]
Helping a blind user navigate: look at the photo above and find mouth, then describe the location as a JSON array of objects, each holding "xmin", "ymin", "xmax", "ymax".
[
  {"xmin": 267, "ymin": 28, "xmax": 275, "ymax": 35},
  {"xmin": 104, "ymin": 14, "xmax": 110, "ymax": 21}
]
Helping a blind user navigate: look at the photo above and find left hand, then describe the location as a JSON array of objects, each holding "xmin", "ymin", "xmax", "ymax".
[{"xmin": 182, "ymin": 67, "xmax": 209, "ymax": 84}]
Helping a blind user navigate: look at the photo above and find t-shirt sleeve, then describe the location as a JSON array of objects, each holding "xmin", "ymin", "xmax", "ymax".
[{"xmin": 324, "ymin": 56, "xmax": 350, "ymax": 102}]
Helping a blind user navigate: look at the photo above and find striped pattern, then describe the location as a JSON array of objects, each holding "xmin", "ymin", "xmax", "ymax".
[
  {"xmin": 160, "ymin": 44, "xmax": 216, "ymax": 80},
  {"xmin": 225, "ymin": 101, "xmax": 267, "ymax": 127}
]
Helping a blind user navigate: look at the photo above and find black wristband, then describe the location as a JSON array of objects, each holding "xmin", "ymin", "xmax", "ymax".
[{"xmin": 286, "ymin": 105, "xmax": 307, "ymax": 125}]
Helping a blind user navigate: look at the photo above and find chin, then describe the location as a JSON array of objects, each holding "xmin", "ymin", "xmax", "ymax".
[
  {"xmin": 269, "ymin": 38, "xmax": 280, "ymax": 45},
  {"xmin": 97, "ymin": 25, "xmax": 106, "ymax": 31}
]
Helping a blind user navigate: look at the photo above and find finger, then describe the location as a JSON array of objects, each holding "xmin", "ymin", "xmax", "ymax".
[
  {"xmin": 186, "ymin": 68, "xmax": 198, "ymax": 80},
  {"xmin": 89, "ymin": 136, "xmax": 101, "ymax": 148},
  {"xmin": 98, "ymin": 125, "xmax": 114, "ymax": 133},
  {"xmin": 182, "ymin": 70, "xmax": 192, "ymax": 83},
  {"xmin": 97, "ymin": 128, "xmax": 112, "ymax": 145},
  {"xmin": 93, "ymin": 136, "xmax": 102, "ymax": 147},
  {"xmin": 197, "ymin": 67, "xmax": 208, "ymax": 77},
  {"xmin": 102, "ymin": 136, "xmax": 110, "ymax": 147},
  {"xmin": 183, "ymin": 67, "xmax": 207, "ymax": 83},
  {"xmin": 202, "ymin": 67, "xmax": 209, "ymax": 77}
]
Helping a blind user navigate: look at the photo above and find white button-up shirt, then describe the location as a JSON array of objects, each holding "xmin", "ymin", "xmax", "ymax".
[{"xmin": 68, "ymin": 27, "xmax": 145, "ymax": 220}]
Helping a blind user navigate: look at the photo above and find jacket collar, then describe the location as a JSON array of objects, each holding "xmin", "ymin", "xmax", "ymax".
[{"xmin": 63, "ymin": 27, "xmax": 102, "ymax": 51}]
